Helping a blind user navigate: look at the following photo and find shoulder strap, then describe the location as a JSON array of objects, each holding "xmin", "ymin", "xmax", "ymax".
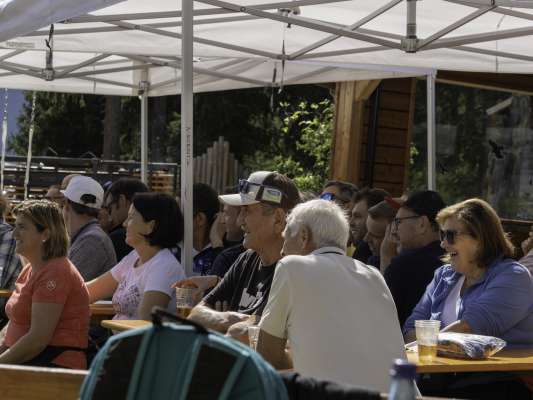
[{"xmin": 151, "ymin": 307, "xmax": 209, "ymax": 335}]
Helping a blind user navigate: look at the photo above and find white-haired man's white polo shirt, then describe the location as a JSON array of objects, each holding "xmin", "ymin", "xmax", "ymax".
[{"xmin": 259, "ymin": 246, "xmax": 406, "ymax": 392}]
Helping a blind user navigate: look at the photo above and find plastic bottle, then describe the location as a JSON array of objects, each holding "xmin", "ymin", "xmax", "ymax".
[{"xmin": 388, "ymin": 359, "xmax": 416, "ymax": 400}]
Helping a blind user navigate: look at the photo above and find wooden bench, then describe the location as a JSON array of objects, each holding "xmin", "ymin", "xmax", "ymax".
[
  {"xmin": 0, "ymin": 364, "xmax": 87, "ymax": 400},
  {"xmin": 0, "ymin": 363, "xmax": 449, "ymax": 400}
]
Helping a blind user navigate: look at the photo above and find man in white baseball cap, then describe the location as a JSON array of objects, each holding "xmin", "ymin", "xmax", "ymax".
[
  {"xmin": 174, "ymin": 171, "xmax": 301, "ymax": 338},
  {"xmin": 62, "ymin": 176, "xmax": 116, "ymax": 281}
]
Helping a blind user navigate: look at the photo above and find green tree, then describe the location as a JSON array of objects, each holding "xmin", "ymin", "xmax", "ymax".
[
  {"xmin": 243, "ymin": 99, "xmax": 333, "ymax": 193},
  {"xmin": 11, "ymin": 92, "xmax": 105, "ymax": 157}
]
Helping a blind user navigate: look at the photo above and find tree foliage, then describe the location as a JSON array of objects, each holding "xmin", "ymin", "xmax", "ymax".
[
  {"xmin": 13, "ymin": 86, "xmax": 333, "ymax": 193},
  {"xmin": 243, "ymin": 99, "xmax": 333, "ymax": 193},
  {"xmin": 11, "ymin": 92, "xmax": 105, "ymax": 157}
]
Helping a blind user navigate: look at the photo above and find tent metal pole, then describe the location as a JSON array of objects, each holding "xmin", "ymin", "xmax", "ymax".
[
  {"xmin": 140, "ymin": 86, "xmax": 148, "ymax": 184},
  {"xmin": 427, "ymin": 72, "xmax": 437, "ymax": 191},
  {"xmin": 181, "ymin": 0, "xmax": 194, "ymax": 277}
]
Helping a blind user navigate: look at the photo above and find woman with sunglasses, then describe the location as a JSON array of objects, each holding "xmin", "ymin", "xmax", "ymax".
[{"xmin": 404, "ymin": 198, "xmax": 533, "ymax": 347}]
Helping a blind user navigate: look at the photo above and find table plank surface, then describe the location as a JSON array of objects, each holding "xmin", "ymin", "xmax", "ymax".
[
  {"xmin": 101, "ymin": 319, "xmax": 151, "ymax": 332},
  {"xmin": 0, "ymin": 289, "xmax": 13, "ymax": 298},
  {"xmin": 89, "ymin": 303, "xmax": 115, "ymax": 316},
  {"xmin": 407, "ymin": 347, "xmax": 533, "ymax": 373}
]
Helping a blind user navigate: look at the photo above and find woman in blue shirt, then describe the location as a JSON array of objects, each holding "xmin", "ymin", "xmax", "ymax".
[{"xmin": 404, "ymin": 198, "xmax": 533, "ymax": 347}]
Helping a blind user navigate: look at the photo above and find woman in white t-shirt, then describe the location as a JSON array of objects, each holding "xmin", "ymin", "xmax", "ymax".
[{"xmin": 87, "ymin": 193, "xmax": 185, "ymax": 320}]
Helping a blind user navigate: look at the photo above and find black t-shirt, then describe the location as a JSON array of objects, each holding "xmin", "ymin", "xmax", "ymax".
[
  {"xmin": 109, "ymin": 226, "xmax": 132, "ymax": 262},
  {"xmin": 210, "ymin": 244, "xmax": 246, "ymax": 278},
  {"xmin": 352, "ymin": 240, "xmax": 373, "ymax": 264},
  {"xmin": 203, "ymin": 249, "xmax": 277, "ymax": 315},
  {"xmin": 384, "ymin": 240, "xmax": 445, "ymax": 327}
]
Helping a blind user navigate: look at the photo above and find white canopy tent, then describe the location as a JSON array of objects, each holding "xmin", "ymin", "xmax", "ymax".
[
  {"xmin": 2, "ymin": 0, "xmax": 533, "ymax": 274},
  {"xmin": 0, "ymin": 0, "xmax": 124, "ymax": 43}
]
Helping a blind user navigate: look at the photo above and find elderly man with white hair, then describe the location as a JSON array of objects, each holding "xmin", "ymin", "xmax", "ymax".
[{"xmin": 257, "ymin": 199, "xmax": 406, "ymax": 393}]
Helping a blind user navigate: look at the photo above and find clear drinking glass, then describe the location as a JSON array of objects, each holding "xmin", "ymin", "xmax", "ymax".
[
  {"xmin": 175, "ymin": 287, "xmax": 196, "ymax": 318},
  {"xmin": 415, "ymin": 320, "xmax": 440, "ymax": 361},
  {"xmin": 248, "ymin": 325, "xmax": 260, "ymax": 350}
]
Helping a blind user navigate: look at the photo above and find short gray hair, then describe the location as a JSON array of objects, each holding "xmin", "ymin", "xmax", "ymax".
[{"xmin": 285, "ymin": 199, "xmax": 349, "ymax": 250}]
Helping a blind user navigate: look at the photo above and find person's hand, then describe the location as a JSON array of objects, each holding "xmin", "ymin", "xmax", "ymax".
[
  {"xmin": 171, "ymin": 275, "xmax": 220, "ymax": 301},
  {"xmin": 522, "ymin": 227, "xmax": 533, "ymax": 256},
  {"xmin": 209, "ymin": 213, "xmax": 226, "ymax": 248},
  {"xmin": 380, "ymin": 223, "xmax": 398, "ymax": 273},
  {"xmin": 226, "ymin": 318, "xmax": 255, "ymax": 344}
]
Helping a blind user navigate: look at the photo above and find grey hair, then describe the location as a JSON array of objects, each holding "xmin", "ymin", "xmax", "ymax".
[{"xmin": 285, "ymin": 199, "xmax": 349, "ymax": 251}]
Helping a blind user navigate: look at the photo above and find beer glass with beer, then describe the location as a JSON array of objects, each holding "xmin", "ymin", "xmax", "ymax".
[
  {"xmin": 415, "ymin": 320, "xmax": 440, "ymax": 361},
  {"xmin": 175, "ymin": 287, "xmax": 197, "ymax": 318}
]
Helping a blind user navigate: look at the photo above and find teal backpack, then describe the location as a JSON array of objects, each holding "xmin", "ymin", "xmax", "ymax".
[{"xmin": 80, "ymin": 308, "xmax": 288, "ymax": 400}]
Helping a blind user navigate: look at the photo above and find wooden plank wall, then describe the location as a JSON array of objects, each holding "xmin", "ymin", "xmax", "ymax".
[
  {"xmin": 361, "ymin": 78, "xmax": 416, "ymax": 196},
  {"xmin": 330, "ymin": 78, "xmax": 416, "ymax": 197},
  {"xmin": 193, "ymin": 136, "xmax": 244, "ymax": 194}
]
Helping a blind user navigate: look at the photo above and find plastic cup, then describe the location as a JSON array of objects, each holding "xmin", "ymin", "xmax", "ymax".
[
  {"xmin": 415, "ymin": 320, "xmax": 440, "ymax": 361},
  {"xmin": 248, "ymin": 325, "xmax": 260, "ymax": 350},
  {"xmin": 175, "ymin": 287, "xmax": 196, "ymax": 318}
]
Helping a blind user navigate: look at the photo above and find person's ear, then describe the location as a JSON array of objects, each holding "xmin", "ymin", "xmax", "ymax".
[
  {"xmin": 195, "ymin": 212, "xmax": 208, "ymax": 228},
  {"xmin": 118, "ymin": 194, "xmax": 129, "ymax": 210},
  {"xmin": 273, "ymin": 208, "xmax": 286, "ymax": 234},
  {"xmin": 300, "ymin": 226, "xmax": 312, "ymax": 247},
  {"xmin": 145, "ymin": 220, "xmax": 156, "ymax": 235},
  {"xmin": 42, "ymin": 228, "xmax": 51, "ymax": 243},
  {"xmin": 419, "ymin": 215, "xmax": 431, "ymax": 233}
]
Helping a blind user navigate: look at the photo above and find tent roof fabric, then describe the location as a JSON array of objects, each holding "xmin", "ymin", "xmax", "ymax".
[
  {"xmin": 0, "ymin": 0, "xmax": 124, "ymax": 43},
  {"xmin": 2, "ymin": 0, "xmax": 533, "ymax": 96}
]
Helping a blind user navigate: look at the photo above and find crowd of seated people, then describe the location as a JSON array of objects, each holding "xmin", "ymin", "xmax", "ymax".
[{"xmin": 0, "ymin": 171, "xmax": 531, "ymax": 399}]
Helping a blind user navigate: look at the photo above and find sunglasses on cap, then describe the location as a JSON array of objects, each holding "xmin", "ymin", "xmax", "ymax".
[
  {"xmin": 319, "ymin": 192, "xmax": 350, "ymax": 204},
  {"xmin": 439, "ymin": 229, "xmax": 468, "ymax": 245},
  {"xmin": 238, "ymin": 179, "xmax": 284, "ymax": 205}
]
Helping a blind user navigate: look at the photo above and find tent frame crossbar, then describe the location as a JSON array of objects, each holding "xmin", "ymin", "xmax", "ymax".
[{"xmin": 64, "ymin": 0, "xmax": 353, "ymax": 23}]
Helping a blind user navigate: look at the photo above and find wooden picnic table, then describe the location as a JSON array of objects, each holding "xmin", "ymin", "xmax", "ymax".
[
  {"xmin": 89, "ymin": 302, "xmax": 115, "ymax": 324},
  {"xmin": 407, "ymin": 347, "xmax": 533, "ymax": 374},
  {"xmin": 101, "ymin": 319, "xmax": 151, "ymax": 332}
]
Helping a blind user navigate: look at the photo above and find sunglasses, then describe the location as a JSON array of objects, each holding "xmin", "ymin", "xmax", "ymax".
[
  {"xmin": 319, "ymin": 192, "xmax": 350, "ymax": 204},
  {"xmin": 439, "ymin": 229, "xmax": 468, "ymax": 245},
  {"xmin": 238, "ymin": 179, "xmax": 284, "ymax": 205}
]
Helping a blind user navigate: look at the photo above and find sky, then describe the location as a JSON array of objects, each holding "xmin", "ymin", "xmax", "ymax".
[{"xmin": 0, "ymin": 89, "xmax": 24, "ymax": 153}]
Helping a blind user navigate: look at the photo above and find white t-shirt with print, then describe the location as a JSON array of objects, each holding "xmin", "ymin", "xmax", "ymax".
[
  {"xmin": 260, "ymin": 247, "xmax": 406, "ymax": 393},
  {"xmin": 111, "ymin": 248, "xmax": 185, "ymax": 320}
]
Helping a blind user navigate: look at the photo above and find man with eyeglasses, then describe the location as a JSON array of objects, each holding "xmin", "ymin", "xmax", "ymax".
[
  {"xmin": 102, "ymin": 178, "xmax": 149, "ymax": 262},
  {"xmin": 175, "ymin": 171, "xmax": 301, "ymax": 335},
  {"xmin": 382, "ymin": 190, "xmax": 446, "ymax": 327}
]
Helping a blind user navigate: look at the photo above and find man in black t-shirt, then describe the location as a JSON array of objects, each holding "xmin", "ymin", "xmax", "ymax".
[
  {"xmin": 176, "ymin": 171, "xmax": 300, "ymax": 335},
  {"xmin": 103, "ymin": 178, "xmax": 149, "ymax": 261}
]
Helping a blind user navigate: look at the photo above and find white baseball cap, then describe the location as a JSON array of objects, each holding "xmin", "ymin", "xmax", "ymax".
[
  {"xmin": 219, "ymin": 171, "xmax": 282, "ymax": 206},
  {"xmin": 62, "ymin": 175, "xmax": 104, "ymax": 209}
]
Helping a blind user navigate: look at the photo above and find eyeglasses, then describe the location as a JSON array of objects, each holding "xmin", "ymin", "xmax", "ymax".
[
  {"xmin": 439, "ymin": 229, "xmax": 468, "ymax": 245},
  {"xmin": 238, "ymin": 179, "xmax": 284, "ymax": 205},
  {"xmin": 319, "ymin": 192, "xmax": 350, "ymax": 204},
  {"xmin": 393, "ymin": 215, "xmax": 420, "ymax": 227}
]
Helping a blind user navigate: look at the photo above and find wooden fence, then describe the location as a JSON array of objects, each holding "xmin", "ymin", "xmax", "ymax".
[{"xmin": 193, "ymin": 136, "xmax": 245, "ymax": 194}]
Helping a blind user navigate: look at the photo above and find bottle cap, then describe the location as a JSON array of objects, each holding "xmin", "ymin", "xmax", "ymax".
[{"xmin": 390, "ymin": 359, "xmax": 417, "ymax": 380}]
